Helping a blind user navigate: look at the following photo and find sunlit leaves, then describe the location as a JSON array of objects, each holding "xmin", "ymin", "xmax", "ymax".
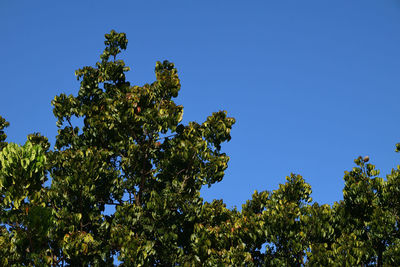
[{"xmin": 0, "ymin": 142, "xmax": 46, "ymax": 209}]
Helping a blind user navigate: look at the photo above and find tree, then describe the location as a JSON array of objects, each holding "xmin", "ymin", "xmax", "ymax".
[
  {"xmin": 1, "ymin": 30, "xmax": 400, "ymax": 266},
  {"xmin": 1, "ymin": 30, "xmax": 235, "ymax": 266}
]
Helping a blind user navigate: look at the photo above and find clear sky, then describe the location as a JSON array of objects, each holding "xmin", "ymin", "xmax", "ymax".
[{"xmin": 1, "ymin": 1, "xmax": 400, "ymax": 209}]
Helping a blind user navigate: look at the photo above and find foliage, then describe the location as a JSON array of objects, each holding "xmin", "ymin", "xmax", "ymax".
[
  {"xmin": 1, "ymin": 30, "xmax": 400, "ymax": 266},
  {"xmin": 0, "ymin": 116, "xmax": 9, "ymax": 151}
]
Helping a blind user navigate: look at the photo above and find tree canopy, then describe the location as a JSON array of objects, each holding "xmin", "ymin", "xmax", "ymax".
[{"xmin": 1, "ymin": 31, "xmax": 400, "ymax": 266}]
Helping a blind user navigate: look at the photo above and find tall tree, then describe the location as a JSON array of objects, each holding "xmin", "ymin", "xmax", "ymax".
[{"xmin": 1, "ymin": 31, "xmax": 400, "ymax": 266}]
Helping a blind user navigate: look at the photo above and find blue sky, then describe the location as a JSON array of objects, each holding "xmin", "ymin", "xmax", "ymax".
[{"xmin": 1, "ymin": 1, "xmax": 400, "ymax": 208}]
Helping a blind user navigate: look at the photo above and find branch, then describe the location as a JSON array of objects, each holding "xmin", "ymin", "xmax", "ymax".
[
  {"xmin": 179, "ymin": 154, "xmax": 196, "ymax": 192},
  {"xmin": 138, "ymin": 152, "xmax": 148, "ymax": 206},
  {"xmin": 159, "ymin": 133, "xmax": 178, "ymax": 140},
  {"xmin": 66, "ymin": 117, "xmax": 76, "ymax": 137},
  {"xmin": 99, "ymin": 200, "xmax": 121, "ymax": 206}
]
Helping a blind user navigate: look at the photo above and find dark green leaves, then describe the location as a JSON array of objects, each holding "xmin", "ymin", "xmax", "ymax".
[{"xmin": 0, "ymin": 116, "xmax": 9, "ymax": 151}]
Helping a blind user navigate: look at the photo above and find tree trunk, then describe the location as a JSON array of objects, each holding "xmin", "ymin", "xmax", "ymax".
[{"xmin": 377, "ymin": 247, "xmax": 383, "ymax": 267}]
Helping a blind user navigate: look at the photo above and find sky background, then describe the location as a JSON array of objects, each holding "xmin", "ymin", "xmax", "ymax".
[{"xmin": 1, "ymin": 1, "xmax": 400, "ymax": 209}]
